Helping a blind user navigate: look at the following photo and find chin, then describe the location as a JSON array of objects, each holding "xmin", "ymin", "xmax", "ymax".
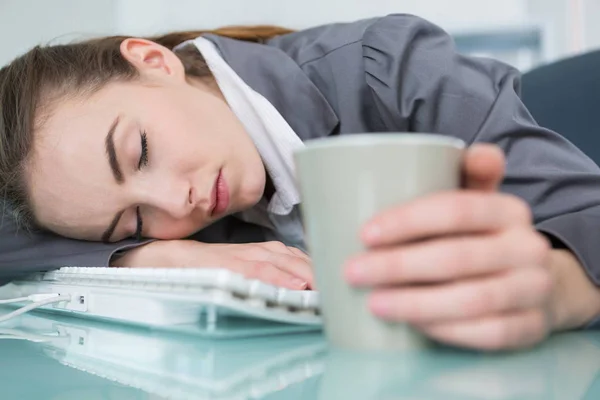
[
  {"xmin": 236, "ymin": 194, "xmax": 262, "ymax": 212},
  {"xmin": 245, "ymin": 181, "xmax": 267, "ymax": 207}
]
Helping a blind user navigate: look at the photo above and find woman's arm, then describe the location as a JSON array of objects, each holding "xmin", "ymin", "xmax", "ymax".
[
  {"xmin": 360, "ymin": 14, "xmax": 600, "ymax": 323},
  {"xmin": 549, "ymin": 249, "xmax": 600, "ymax": 331},
  {"xmin": 0, "ymin": 212, "xmax": 312, "ymax": 289},
  {"xmin": 309, "ymin": 14, "xmax": 600, "ymax": 349},
  {"xmin": 0, "ymin": 210, "xmax": 129, "ymax": 283}
]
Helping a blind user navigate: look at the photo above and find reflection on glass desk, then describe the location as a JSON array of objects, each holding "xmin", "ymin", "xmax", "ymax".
[{"xmin": 2, "ymin": 309, "xmax": 600, "ymax": 400}]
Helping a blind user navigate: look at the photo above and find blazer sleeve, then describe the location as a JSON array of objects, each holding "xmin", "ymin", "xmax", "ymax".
[
  {"xmin": 0, "ymin": 210, "xmax": 146, "ymax": 284},
  {"xmin": 362, "ymin": 14, "xmax": 600, "ymax": 327}
]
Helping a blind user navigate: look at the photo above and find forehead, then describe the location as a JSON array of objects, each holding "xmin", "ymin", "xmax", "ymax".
[{"xmin": 27, "ymin": 87, "xmax": 123, "ymax": 239}]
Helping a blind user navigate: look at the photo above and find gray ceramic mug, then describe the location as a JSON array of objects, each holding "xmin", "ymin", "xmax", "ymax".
[{"xmin": 294, "ymin": 133, "xmax": 465, "ymax": 351}]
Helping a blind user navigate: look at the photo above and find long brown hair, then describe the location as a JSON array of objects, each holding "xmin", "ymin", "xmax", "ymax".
[{"xmin": 0, "ymin": 25, "xmax": 293, "ymax": 230}]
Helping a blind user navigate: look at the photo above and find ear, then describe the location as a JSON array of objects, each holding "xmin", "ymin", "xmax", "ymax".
[{"xmin": 119, "ymin": 38, "xmax": 185, "ymax": 82}]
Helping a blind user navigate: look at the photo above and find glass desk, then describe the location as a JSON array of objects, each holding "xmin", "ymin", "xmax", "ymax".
[{"xmin": 2, "ymin": 309, "xmax": 600, "ymax": 400}]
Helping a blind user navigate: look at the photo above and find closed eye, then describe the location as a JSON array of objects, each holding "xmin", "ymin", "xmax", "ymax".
[
  {"xmin": 135, "ymin": 206, "xmax": 143, "ymax": 241},
  {"xmin": 138, "ymin": 130, "xmax": 148, "ymax": 170}
]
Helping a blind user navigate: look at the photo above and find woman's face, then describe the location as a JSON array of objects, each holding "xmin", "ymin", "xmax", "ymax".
[{"xmin": 27, "ymin": 39, "xmax": 266, "ymax": 242}]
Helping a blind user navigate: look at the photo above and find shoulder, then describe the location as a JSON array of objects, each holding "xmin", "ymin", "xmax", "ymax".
[
  {"xmin": 263, "ymin": 14, "xmax": 467, "ymax": 133},
  {"xmin": 266, "ymin": 14, "xmax": 444, "ymax": 66}
]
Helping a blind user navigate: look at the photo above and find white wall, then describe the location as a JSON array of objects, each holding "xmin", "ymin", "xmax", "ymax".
[
  {"xmin": 2, "ymin": 0, "xmax": 599, "ymax": 69},
  {"xmin": 527, "ymin": 0, "xmax": 600, "ymax": 62},
  {"xmin": 113, "ymin": 0, "xmax": 528, "ymax": 35},
  {"xmin": 1, "ymin": 0, "xmax": 529, "ymax": 66},
  {"xmin": 580, "ymin": 0, "xmax": 600, "ymax": 53},
  {"xmin": 113, "ymin": 0, "xmax": 538, "ymax": 70},
  {"xmin": 0, "ymin": 0, "xmax": 117, "ymax": 65}
]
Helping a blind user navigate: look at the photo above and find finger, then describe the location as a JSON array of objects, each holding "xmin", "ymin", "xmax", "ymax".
[
  {"xmin": 368, "ymin": 267, "xmax": 552, "ymax": 324},
  {"xmin": 246, "ymin": 242, "xmax": 313, "ymax": 288},
  {"xmin": 463, "ymin": 144, "xmax": 505, "ymax": 192},
  {"xmin": 232, "ymin": 261, "xmax": 309, "ymax": 290},
  {"xmin": 286, "ymin": 247, "xmax": 315, "ymax": 289},
  {"xmin": 418, "ymin": 309, "xmax": 550, "ymax": 351},
  {"xmin": 346, "ymin": 229, "xmax": 550, "ymax": 285},
  {"xmin": 264, "ymin": 252, "xmax": 314, "ymax": 287},
  {"xmin": 362, "ymin": 192, "xmax": 532, "ymax": 247},
  {"xmin": 287, "ymin": 246, "xmax": 312, "ymax": 264}
]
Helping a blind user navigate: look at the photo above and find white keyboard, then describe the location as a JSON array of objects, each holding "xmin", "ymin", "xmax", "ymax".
[{"xmin": 3, "ymin": 267, "xmax": 323, "ymax": 329}]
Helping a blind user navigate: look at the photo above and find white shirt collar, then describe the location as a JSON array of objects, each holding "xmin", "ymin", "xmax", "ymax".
[{"xmin": 188, "ymin": 37, "xmax": 305, "ymax": 215}]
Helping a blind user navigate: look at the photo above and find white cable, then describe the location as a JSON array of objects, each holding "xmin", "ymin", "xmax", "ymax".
[
  {"xmin": 27, "ymin": 294, "xmax": 66, "ymax": 302},
  {"xmin": 0, "ymin": 294, "xmax": 65, "ymax": 304},
  {"xmin": 0, "ymin": 294, "xmax": 71, "ymax": 323},
  {"xmin": 0, "ymin": 297, "xmax": 29, "ymax": 304},
  {"xmin": 0, "ymin": 334, "xmax": 62, "ymax": 342}
]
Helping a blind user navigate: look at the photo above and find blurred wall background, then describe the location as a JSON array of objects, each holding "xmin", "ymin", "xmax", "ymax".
[{"xmin": 1, "ymin": 0, "xmax": 598, "ymax": 71}]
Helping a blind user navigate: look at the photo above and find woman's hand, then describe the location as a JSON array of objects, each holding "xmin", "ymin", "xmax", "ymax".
[
  {"xmin": 345, "ymin": 144, "xmax": 555, "ymax": 351},
  {"xmin": 112, "ymin": 240, "xmax": 313, "ymax": 290}
]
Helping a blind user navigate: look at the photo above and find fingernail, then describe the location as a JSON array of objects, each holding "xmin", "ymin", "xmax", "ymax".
[
  {"xmin": 345, "ymin": 261, "xmax": 367, "ymax": 284},
  {"xmin": 291, "ymin": 278, "xmax": 308, "ymax": 289}
]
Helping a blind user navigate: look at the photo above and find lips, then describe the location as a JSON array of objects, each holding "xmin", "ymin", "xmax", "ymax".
[{"xmin": 210, "ymin": 169, "xmax": 230, "ymax": 217}]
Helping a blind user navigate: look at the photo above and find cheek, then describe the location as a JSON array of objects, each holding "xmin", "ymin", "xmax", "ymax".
[
  {"xmin": 164, "ymin": 94, "xmax": 235, "ymax": 152},
  {"xmin": 147, "ymin": 214, "xmax": 202, "ymax": 240},
  {"xmin": 146, "ymin": 109, "xmax": 213, "ymax": 164}
]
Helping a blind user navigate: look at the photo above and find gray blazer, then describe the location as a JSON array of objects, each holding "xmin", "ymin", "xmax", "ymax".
[{"xmin": 3, "ymin": 15, "xmax": 600, "ymax": 297}]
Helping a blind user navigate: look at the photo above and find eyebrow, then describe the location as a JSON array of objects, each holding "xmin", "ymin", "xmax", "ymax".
[
  {"xmin": 105, "ymin": 116, "xmax": 124, "ymax": 184},
  {"xmin": 102, "ymin": 116, "xmax": 125, "ymax": 243}
]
